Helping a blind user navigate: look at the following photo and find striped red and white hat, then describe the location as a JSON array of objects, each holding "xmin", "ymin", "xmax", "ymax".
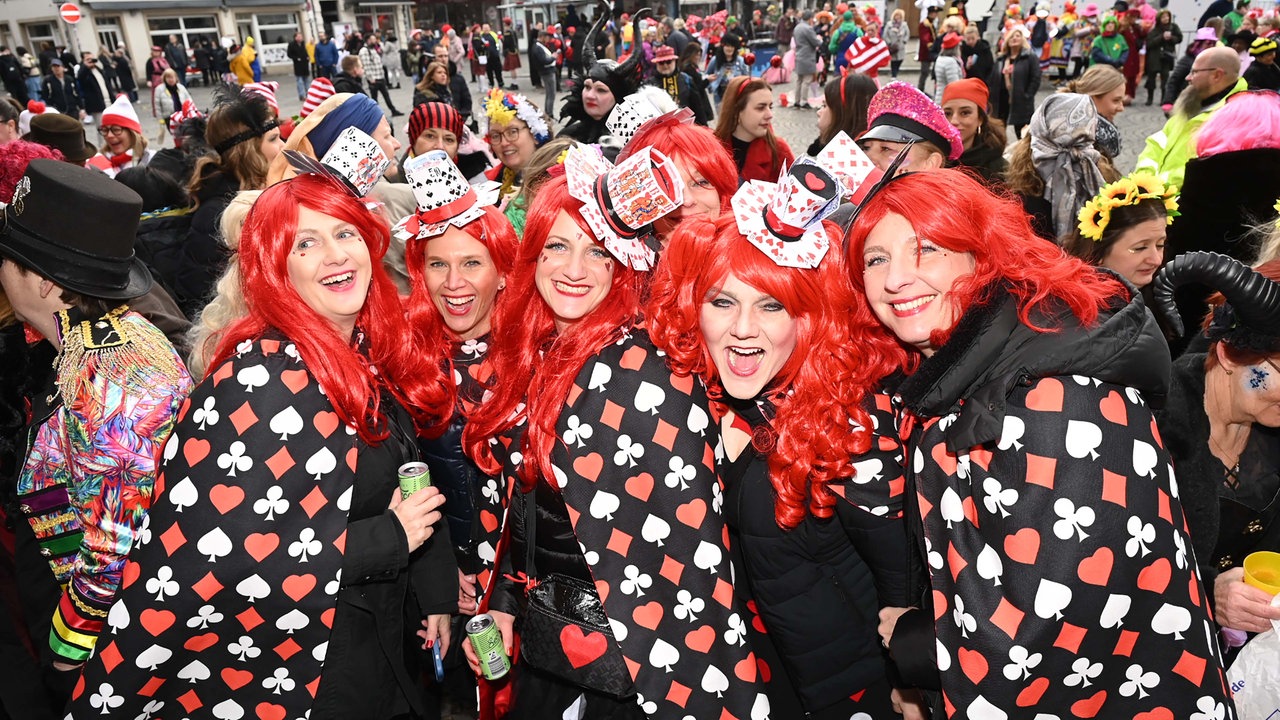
[
  {"xmin": 242, "ymin": 81, "xmax": 280, "ymax": 114},
  {"xmin": 301, "ymin": 78, "xmax": 336, "ymax": 118}
]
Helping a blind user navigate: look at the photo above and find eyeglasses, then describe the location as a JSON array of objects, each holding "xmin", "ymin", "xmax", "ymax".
[
  {"xmin": 99, "ymin": 126, "xmax": 128, "ymax": 136},
  {"xmin": 487, "ymin": 126, "xmax": 528, "ymax": 144},
  {"xmin": 1187, "ymin": 67, "xmax": 1217, "ymax": 75}
]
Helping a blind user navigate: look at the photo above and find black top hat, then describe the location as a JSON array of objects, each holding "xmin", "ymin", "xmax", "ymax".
[
  {"xmin": 0, "ymin": 159, "xmax": 151, "ymax": 299},
  {"xmin": 24, "ymin": 113, "xmax": 97, "ymax": 164}
]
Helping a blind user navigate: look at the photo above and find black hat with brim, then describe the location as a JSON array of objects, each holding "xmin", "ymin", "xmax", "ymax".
[
  {"xmin": 23, "ymin": 113, "xmax": 97, "ymax": 164},
  {"xmin": 0, "ymin": 159, "xmax": 151, "ymax": 300}
]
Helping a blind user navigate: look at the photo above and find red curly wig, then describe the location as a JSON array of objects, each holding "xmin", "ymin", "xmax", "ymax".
[
  {"xmin": 648, "ymin": 213, "xmax": 902, "ymax": 529},
  {"xmin": 845, "ymin": 171, "xmax": 1126, "ymax": 375},
  {"xmin": 404, "ymin": 204, "xmax": 519, "ymax": 347},
  {"xmin": 211, "ymin": 174, "xmax": 453, "ymax": 442},
  {"xmin": 0, "ymin": 140, "xmax": 63, "ymax": 202},
  {"xmin": 463, "ymin": 174, "xmax": 647, "ymax": 488}
]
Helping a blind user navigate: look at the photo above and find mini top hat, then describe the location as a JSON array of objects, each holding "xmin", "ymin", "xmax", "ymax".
[
  {"xmin": 101, "ymin": 95, "xmax": 142, "ymax": 135},
  {"xmin": 564, "ymin": 144, "xmax": 685, "ymax": 271},
  {"xmin": 731, "ymin": 134, "xmax": 872, "ymax": 268},
  {"xmin": 860, "ymin": 81, "xmax": 963, "ymax": 161},
  {"xmin": 286, "ymin": 126, "xmax": 391, "ymax": 198},
  {"xmin": 393, "ymin": 150, "xmax": 501, "ymax": 240},
  {"xmin": 606, "ymin": 86, "xmax": 677, "ymax": 145},
  {"xmin": 0, "ymin": 159, "xmax": 151, "ymax": 299},
  {"xmin": 24, "ymin": 113, "xmax": 97, "ymax": 163}
]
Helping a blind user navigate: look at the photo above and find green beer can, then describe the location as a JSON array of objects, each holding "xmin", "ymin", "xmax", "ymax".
[
  {"xmin": 466, "ymin": 613, "xmax": 510, "ymax": 680},
  {"xmin": 397, "ymin": 462, "xmax": 432, "ymax": 500}
]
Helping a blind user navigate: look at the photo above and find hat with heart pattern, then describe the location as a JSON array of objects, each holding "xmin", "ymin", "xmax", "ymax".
[{"xmin": 392, "ymin": 150, "xmax": 500, "ymax": 240}]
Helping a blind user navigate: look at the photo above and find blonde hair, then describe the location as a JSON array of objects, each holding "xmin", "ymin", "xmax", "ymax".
[
  {"xmin": 186, "ymin": 190, "xmax": 260, "ymax": 378},
  {"xmin": 892, "ymin": 8, "xmax": 905, "ymax": 21},
  {"xmin": 1003, "ymin": 134, "xmax": 1120, "ymax": 196},
  {"xmin": 1062, "ymin": 65, "xmax": 1125, "ymax": 98},
  {"xmin": 161, "ymin": 68, "xmax": 178, "ymax": 84}
]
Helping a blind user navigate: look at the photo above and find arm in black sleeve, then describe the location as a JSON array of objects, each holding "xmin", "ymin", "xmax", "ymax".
[{"xmin": 411, "ymin": 515, "xmax": 459, "ymax": 615}]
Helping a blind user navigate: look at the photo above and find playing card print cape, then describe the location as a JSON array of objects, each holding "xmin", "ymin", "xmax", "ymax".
[
  {"xmin": 490, "ymin": 329, "xmax": 767, "ymax": 718},
  {"xmin": 70, "ymin": 335, "xmax": 360, "ymax": 719},
  {"xmin": 888, "ymin": 284, "xmax": 1234, "ymax": 719}
]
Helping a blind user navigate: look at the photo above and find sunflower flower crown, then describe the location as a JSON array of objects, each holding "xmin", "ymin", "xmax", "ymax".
[
  {"xmin": 1273, "ymin": 198, "xmax": 1280, "ymax": 229},
  {"xmin": 483, "ymin": 88, "xmax": 551, "ymax": 144},
  {"xmin": 1077, "ymin": 172, "xmax": 1180, "ymax": 242}
]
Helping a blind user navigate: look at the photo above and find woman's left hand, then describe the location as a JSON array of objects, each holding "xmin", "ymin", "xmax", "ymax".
[
  {"xmin": 1214, "ymin": 567, "xmax": 1280, "ymax": 633},
  {"xmin": 416, "ymin": 613, "xmax": 453, "ymax": 658},
  {"xmin": 878, "ymin": 606, "xmax": 914, "ymax": 649}
]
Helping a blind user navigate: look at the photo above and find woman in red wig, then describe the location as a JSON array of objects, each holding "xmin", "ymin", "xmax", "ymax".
[
  {"xmin": 845, "ymin": 170, "xmax": 1233, "ymax": 718},
  {"xmin": 646, "ymin": 160, "xmax": 909, "ymax": 718},
  {"xmin": 70, "ymin": 173, "xmax": 459, "ymax": 720},
  {"xmin": 623, "ymin": 111, "xmax": 738, "ymax": 247},
  {"xmin": 461, "ymin": 145, "xmax": 766, "ymax": 718},
  {"xmin": 399, "ymin": 149, "xmax": 518, "ymax": 618}
]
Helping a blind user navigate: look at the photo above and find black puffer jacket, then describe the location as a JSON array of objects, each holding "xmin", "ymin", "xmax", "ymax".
[
  {"xmin": 134, "ymin": 208, "xmax": 194, "ymax": 311},
  {"xmin": 176, "ymin": 169, "xmax": 238, "ymax": 319},
  {"xmin": 722, "ymin": 399, "xmax": 907, "ymax": 714}
]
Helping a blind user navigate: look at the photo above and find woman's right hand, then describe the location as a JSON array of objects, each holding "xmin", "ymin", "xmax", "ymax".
[
  {"xmin": 1214, "ymin": 567, "xmax": 1280, "ymax": 633},
  {"xmin": 462, "ymin": 609, "xmax": 515, "ymax": 675},
  {"xmin": 388, "ymin": 485, "xmax": 446, "ymax": 553},
  {"xmin": 878, "ymin": 606, "xmax": 914, "ymax": 649}
]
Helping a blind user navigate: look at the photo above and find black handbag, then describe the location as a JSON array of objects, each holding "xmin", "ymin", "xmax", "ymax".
[{"xmin": 516, "ymin": 488, "xmax": 635, "ymax": 699}]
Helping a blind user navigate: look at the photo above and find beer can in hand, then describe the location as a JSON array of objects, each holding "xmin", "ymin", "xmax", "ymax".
[
  {"xmin": 398, "ymin": 462, "xmax": 432, "ymax": 500},
  {"xmin": 466, "ymin": 613, "xmax": 510, "ymax": 680}
]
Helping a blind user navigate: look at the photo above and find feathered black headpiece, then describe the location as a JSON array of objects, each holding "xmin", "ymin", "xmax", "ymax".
[{"xmin": 208, "ymin": 85, "xmax": 279, "ymax": 155}]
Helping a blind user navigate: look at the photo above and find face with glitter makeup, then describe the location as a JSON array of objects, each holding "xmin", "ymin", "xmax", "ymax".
[{"xmin": 1224, "ymin": 351, "xmax": 1280, "ymax": 428}]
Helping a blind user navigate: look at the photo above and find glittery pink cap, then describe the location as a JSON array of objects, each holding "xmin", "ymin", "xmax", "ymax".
[{"xmin": 862, "ymin": 81, "xmax": 964, "ymax": 161}]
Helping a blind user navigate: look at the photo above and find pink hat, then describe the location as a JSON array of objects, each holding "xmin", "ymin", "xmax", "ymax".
[
  {"xmin": 860, "ymin": 81, "xmax": 963, "ymax": 160},
  {"xmin": 1082, "ymin": 3, "xmax": 1099, "ymax": 15},
  {"xmin": 101, "ymin": 95, "xmax": 142, "ymax": 134},
  {"xmin": 301, "ymin": 77, "xmax": 335, "ymax": 118},
  {"xmin": 242, "ymin": 81, "xmax": 280, "ymax": 115},
  {"xmin": 1194, "ymin": 27, "xmax": 1219, "ymax": 42}
]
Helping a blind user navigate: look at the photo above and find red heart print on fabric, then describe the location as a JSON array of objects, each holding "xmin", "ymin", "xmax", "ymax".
[{"xmin": 560, "ymin": 625, "xmax": 609, "ymax": 669}]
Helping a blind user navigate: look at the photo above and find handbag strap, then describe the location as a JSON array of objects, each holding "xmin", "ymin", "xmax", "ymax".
[{"xmin": 523, "ymin": 487, "xmax": 538, "ymax": 581}]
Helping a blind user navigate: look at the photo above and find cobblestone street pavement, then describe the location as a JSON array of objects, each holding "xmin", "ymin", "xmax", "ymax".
[{"xmin": 172, "ymin": 64, "xmax": 1168, "ymax": 177}]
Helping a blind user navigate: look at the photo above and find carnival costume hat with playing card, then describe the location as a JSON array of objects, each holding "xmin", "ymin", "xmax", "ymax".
[
  {"xmin": 562, "ymin": 143, "xmax": 685, "ymax": 271},
  {"xmin": 392, "ymin": 150, "xmax": 501, "ymax": 240},
  {"xmin": 732, "ymin": 133, "xmax": 879, "ymax": 268},
  {"xmin": 604, "ymin": 86, "xmax": 677, "ymax": 145},
  {"xmin": 285, "ymin": 125, "xmax": 391, "ymax": 199}
]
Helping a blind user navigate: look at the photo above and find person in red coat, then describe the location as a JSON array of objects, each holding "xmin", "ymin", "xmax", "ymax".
[
  {"xmin": 714, "ymin": 76, "xmax": 795, "ymax": 182},
  {"xmin": 1121, "ymin": 9, "xmax": 1145, "ymax": 100}
]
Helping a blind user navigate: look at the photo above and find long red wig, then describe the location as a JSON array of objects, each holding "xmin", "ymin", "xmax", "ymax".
[
  {"xmin": 648, "ymin": 213, "xmax": 902, "ymax": 529},
  {"xmin": 462, "ymin": 175, "xmax": 647, "ymax": 488},
  {"xmin": 404, "ymin": 204, "xmax": 519, "ymax": 347},
  {"xmin": 624, "ymin": 121, "xmax": 738, "ymax": 209},
  {"xmin": 845, "ymin": 171, "xmax": 1126, "ymax": 375},
  {"xmin": 211, "ymin": 174, "xmax": 453, "ymax": 443}
]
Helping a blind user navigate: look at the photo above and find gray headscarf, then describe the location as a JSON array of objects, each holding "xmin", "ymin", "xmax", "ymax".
[{"xmin": 1029, "ymin": 93, "xmax": 1106, "ymax": 241}]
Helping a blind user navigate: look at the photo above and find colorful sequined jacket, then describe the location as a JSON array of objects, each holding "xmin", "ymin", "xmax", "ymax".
[{"xmin": 15, "ymin": 306, "xmax": 191, "ymax": 663}]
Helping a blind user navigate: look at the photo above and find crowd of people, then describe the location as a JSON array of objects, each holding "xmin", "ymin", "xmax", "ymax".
[{"xmin": 2, "ymin": 1, "xmax": 1280, "ymax": 719}]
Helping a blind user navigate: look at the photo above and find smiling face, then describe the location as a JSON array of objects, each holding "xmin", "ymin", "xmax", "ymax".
[
  {"xmin": 734, "ymin": 88, "xmax": 774, "ymax": 141},
  {"xmin": 700, "ymin": 273, "xmax": 798, "ymax": 399},
  {"xmin": 861, "ymin": 212, "xmax": 976, "ymax": 355},
  {"xmin": 534, "ymin": 210, "xmax": 615, "ymax": 332},
  {"xmin": 1093, "ymin": 85, "xmax": 1126, "ymax": 121},
  {"xmin": 582, "ymin": 79, "xmax": 617, "ymax": 120},
  {"xmin": 1100, "ymin": 216, "xmax": 1165, "ymax": 288},
  {"xmin": 943, "ymin": 99, "xmax": 981, "ymax": 147},
  {"xmin": 422, "ymin": 226, "xmax": 504, "ymax": 340},
  {"xmin": 287, "ymin": 206, "xmax": 373, "ymax": 341},
  {"xmin": 655, "ymin": 155, "xmax": 722, "ymax": 242},
  {"xmin": 489, "ymin": 119, "xmax": 537, "ymax": 173},
  {"xmin": 102, "ymin": 126, "xmax": 132, "ymax": 154},
  {"xmin": 413, "ymin": 126, "xmax": 459, "ymax": 160}
]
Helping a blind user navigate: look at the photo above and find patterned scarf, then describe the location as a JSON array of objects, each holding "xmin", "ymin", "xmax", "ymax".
[{"xmin": 1029, "ymin": 93, "xmax": 1105, "ymax": 240}]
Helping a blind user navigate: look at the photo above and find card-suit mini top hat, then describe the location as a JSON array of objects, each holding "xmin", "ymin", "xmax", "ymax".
[
  {"xmin": 564, "ymin": 144, "xmax": 685, "ymax": 271},
  {"xmin": 0, "ymin": 159, "xmax": 152, "ymax": 299},
  {"xmin": 393, "ymin": 150, "xmax": 501, "ymax": 240},
  {"xmin": 285, "ymin": 126, "xmax": 391, "ymax": 198},
  {"xmin": 605, "ymin": 86, "xmax": 677, "ymax": 145}
]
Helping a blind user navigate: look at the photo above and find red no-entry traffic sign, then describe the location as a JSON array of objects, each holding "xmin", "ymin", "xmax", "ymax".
[{"xmin": 60, "ymin": 3, "xmax": 82, "ymax": 24}]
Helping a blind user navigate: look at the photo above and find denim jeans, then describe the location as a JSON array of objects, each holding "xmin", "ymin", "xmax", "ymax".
[
  {"xmin": 26, "ymin": 76, "xmax": 42, "ymax": 101},
  {"xmin": 295, "ymin": 74, "xmax": 308, "ymax": 100}
]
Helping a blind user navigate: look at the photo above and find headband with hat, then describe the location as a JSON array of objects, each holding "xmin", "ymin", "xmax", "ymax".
[
  {"xmin": 860, "ymin": 81, "xmax": 964, "ymax": 161},
  {"xmin": 731, "ymin": 133, "xmax": 878, "ymax": 268},
  {"xmin": 606, "ymin": 86, "xmax": 678, "ymax": 145},
  {"xmin": 393, "ymin": 151, "xmax": 501, "ymax": 240},
  {"xmin": 301, "ymin": 77, "xmax": 336, "ymax": 118},
  {"xmin": 563, "ymin": 144, "xmax": 685, "ymax": 271},
  {"xmin": 242, "ymin": 81, "xmax": 281, "ymax": 115},
  {"xmin": 409, "ymin": 102, "xmax": 464, "ymax": 145},
  {"xmin": 209, "ymin": 86, "xmax": 280, "ymax": 154},
  {"xmin": 285, "ymin": 126, "xmax": 391, "ymax": 199},
  {"xmin": 0, "ymin": 159, "xmax": 151, "ymax": 299},
  {"xmin": 101, "ymin": 95, "xmax": 143, "ymax": 135},
  {"xmin": 941, "ymin": 77, "xmax": 990, "ymax": 112}
]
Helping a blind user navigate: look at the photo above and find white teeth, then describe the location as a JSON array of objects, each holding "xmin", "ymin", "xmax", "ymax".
[
  {"xmin": 554, "ymin": 281, "xmax": 589, "ymax": 296},
  {"xmin": 444, "ymin": 296, "xmax": 474, "ymax": 306},
  {"xmin": 892, "ymin": 295, "xmax": 935, "ymax": 311},
  {"xmin": 729, "ymin": 347, "xmax": 763, "ymax": 356},
  {"xmin": 321, "ymin": 272, "xmax": 353, "ymax": 286}
]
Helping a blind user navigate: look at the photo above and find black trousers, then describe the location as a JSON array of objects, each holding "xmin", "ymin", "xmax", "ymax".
[{"xmin": 369, "ymin": 79, "xmax": 400, "ymax": 112}]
